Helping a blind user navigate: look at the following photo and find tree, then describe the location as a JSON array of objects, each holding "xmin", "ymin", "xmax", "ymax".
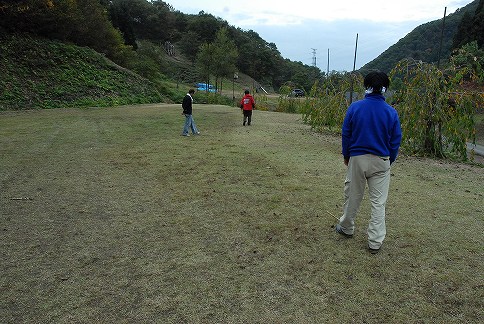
[
  {"xmin": 453, "ymin": 0, "xmax": 484, "ymax": 49},
  {"xmin": 195, "ymin": 42, "xmax": 215, "ymax": 92},
  {"xmin": 452, "ymin": 11, "xmax": 474, "ymax": 49},
  {"xmin": 178, "ymin": 30, "xmax": 202, "ymax": 62},
  {"xmin": 211, "ymin": 28, "xmax": 238, "ymax": 93},
  {"xmin": 108, "ymin": 0, "xmax": 177, "ymax": 48},
  {"xmin": 450, "ymin": 41, "xmax": 484, "ymax": 85},
  {"xmin": 0, "ymin": 0, "xmax": 129, "ymax": 63},
  {"xmin": 390, "ymin": 56, "xmax": 483, "ymax": 161},
  {"xmin": 195, "ymin": 27, "xmax": 238, "ymax": 94},
  {"xmin": 186, "ymin": 11, "xmax": 225, "ymax": 44},
  {"xmin": 300, "ymin": 72, "xmax": 363, "ymax": 130},
  {"xmin": 108, "ymin": 0, "xmax": 140, "ymax": 48}
]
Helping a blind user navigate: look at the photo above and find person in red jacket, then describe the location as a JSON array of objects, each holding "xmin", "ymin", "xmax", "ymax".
[{"xmin": 239, "ymin": 90, "xmax": 256, "ymax": 126}]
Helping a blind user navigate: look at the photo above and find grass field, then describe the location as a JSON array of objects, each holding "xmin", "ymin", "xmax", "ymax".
[{"xmin": 1, "ymin": 104, "xmax": 483, "ymax": 323}]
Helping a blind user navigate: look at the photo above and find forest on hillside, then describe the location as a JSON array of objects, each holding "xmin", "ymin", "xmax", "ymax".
[
  {"xmin": 361, "ymin": 0, "xmax": 483, "ymax": 73},
  {"xmin": 0, "ymin": 0, "xmax": 320, "ymax": 92},
  {"xmin": 0, "ymin": 0, "xmax": 482, "ymax": 92}
]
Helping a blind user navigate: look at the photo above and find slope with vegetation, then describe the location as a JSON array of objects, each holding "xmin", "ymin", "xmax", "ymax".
[{"xmin": 0, "ymin": 33, "xmax": 165, "ymax": 110}]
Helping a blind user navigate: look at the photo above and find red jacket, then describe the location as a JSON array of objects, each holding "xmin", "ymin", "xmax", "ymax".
[{"xmin": 240, "ymin": 94, "xmax": 255, "ymax": 110}]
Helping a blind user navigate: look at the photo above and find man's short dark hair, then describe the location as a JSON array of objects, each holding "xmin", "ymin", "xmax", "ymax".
[
  {"xmin": 364, "ymin": 72, "xmax": 390, "ymax": 94},
  {"xmin": 188, "ymin": 89, "xmax": 195, "ymax": 94},
  {"xmin": 244, "ymin": 90, "xmax": 250, "ymax": 94}
]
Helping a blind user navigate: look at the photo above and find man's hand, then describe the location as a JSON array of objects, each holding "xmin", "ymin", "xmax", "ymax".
[{"xmin": 344, "ymin": 158, "xmax": 349, "ymax": 166}]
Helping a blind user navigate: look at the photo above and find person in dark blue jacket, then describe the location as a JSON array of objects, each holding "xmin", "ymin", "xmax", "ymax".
[{"xmin": 335, "ymin": 72, "xmax": 402, "ymax": 254}]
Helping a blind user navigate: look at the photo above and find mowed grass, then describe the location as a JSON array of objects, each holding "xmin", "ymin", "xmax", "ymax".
[{"xmin": 0, "ymin": 104, "xmax": 482, "ymax": 323}]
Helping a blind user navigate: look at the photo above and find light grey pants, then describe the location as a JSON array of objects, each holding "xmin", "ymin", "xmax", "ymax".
[{"xmin": 339, "ymin": 154, "xmax": 391, "ymax": 249}]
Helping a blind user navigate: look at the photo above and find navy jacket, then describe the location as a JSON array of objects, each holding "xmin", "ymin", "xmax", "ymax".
[{"xmin": 182, "ymin": 93, "xmax": 193, "ymax": 115}]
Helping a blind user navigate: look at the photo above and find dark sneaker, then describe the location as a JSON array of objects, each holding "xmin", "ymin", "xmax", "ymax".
[
  {"xmin": 368, "ymin": 246, "xmax": 381, "ymax": 254},
  {"xmin": 335, "ymin": 224, "xmax": 353, "ymax": 238}
]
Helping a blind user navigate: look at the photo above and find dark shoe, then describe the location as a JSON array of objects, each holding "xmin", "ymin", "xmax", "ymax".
[
  {"xmin": 368, "ymin": 246, "xmax": 381, "ymax": 254},
  {"xmin": 335, "ymin": 224, "xmax": 353, "ymax": 238},
  {"xmin": 243, "ymin": 121, "xmax": 246, "ymax": 126}
]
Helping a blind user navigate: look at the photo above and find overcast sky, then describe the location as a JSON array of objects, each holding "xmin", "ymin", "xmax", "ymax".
[{"xmin": 165, "ymin": 0, "xmax": 474, "ymax": 71}]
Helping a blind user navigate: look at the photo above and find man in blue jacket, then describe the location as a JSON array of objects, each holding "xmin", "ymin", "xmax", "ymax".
[{"xmin": 335, "ymin": 72, "xmax": 402, "ymax": 254}]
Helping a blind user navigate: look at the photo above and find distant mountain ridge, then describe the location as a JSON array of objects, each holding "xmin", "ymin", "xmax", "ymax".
[{"xmin": 360, "ymin": 0, "xmax": 480, "ymax": 73}]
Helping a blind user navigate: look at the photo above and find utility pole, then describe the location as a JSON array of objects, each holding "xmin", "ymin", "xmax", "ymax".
[
  {"xmin": 437, "ymin": 7, "xmax": 447, "ymax": 69},
  {"xmin": 436, "ymin": 7, "xmax": 447, "ymax": 153},
  {"xmin": 311, "ymin": 48, "xmax": 317, "ymax": 67},
  {"xmin": 327, "ymin": 48, "xmax": 330, "ymax": 75},
  {"xmin": 349, "ymin": 33, "xmax": 359, "ymax": 103},
  {"xmin": 352, "ymin": 33, "xmax": 358, "ymax": 73}
]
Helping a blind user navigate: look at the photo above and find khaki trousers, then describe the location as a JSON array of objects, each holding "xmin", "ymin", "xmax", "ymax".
[{"xmin": 339, "ymin": 154, "xmax": 391, "ymax": 249}]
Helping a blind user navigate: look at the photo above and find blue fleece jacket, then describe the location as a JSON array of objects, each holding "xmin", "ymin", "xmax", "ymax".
[{"xmin": 342, "ymin": 93, "xmax": 402, "ymax": 164}]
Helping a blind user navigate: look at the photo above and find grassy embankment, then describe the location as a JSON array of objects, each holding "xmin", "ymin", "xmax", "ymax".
[{"xmin": 0, "ymin": 33, "xmax": 171, "ymax": 110}]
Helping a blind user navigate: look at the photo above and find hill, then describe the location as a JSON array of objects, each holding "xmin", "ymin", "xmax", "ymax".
[
  {"xmin": 360, "ymin": 0, "xmax": 480, "ymax": 73},
  {"xmin": 0, "ymin": 34, "xmax": 167, "ymax": 110}
]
